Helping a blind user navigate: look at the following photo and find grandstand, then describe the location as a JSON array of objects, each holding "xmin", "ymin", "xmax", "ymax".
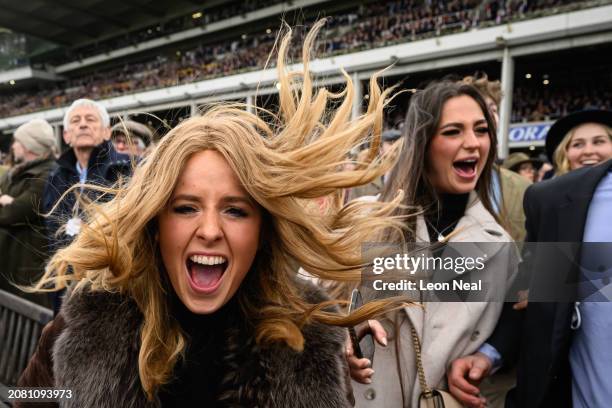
[{"xmin": 0, "ymin": 0, "xmax": 612, "ymax": 157}]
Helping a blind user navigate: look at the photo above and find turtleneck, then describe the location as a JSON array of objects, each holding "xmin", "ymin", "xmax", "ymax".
[
  {"xmin": 425, "ymin": 193, "xmax": 469, "ymax": 243},
  {"xmin": 158, "ymin": 289, "xmax": 241, "ymax": 406}
]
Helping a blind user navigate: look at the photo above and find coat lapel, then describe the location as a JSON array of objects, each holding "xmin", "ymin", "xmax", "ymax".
[
  {"xmin": 406, "ymin": 194, "xmax": 513, "ymax": 334},
  {"xmin": 557, "ymin": 160, "xmax": 612, "ymax": 242}
]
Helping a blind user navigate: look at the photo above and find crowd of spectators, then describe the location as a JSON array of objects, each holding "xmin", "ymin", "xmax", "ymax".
[
  {"xmin": 512, "ymin": 87, "xmax": 612, "ymax": 122},
  {"xmin": 45, "ymin": 0, "xmax": 287, "ymax": 67},
  {"xmin": 0, "ymin": 0, "xmax": 604, "ymax": 119}
]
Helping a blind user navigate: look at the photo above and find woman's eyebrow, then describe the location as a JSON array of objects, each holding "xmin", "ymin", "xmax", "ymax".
[
  {"xmin": 439, "ymin": 122, "xmax": 464, "ymax": 129},
  {"xmin": 171, "ymin": 194, "xmax": 200, "ymax": 203},
  {"xmin": 222, "ymin": 196, "xmax": 255, "ymax": 206}
]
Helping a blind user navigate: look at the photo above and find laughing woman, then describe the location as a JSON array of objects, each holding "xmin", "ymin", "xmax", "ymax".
[
  {"xmin": 350, "ymin": 81, "xmax": 518, "ymax": 408},
  {"xmin": 17, "ymin": 20, "xmax": 405, "ymax": 408}
]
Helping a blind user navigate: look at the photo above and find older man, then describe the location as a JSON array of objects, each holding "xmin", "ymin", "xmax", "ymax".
[
  {"xmin": 43, "ymin": 99, "xmax": 130, "ymax": 252},
  {"xmin": 0, "ymin": 119, "xmax": 57, "ymax": 308}
]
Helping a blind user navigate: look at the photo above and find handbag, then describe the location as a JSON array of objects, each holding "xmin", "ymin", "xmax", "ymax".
[{"xmin": 410, "ymin": 326, "xmax": 464, "ymax": 408}]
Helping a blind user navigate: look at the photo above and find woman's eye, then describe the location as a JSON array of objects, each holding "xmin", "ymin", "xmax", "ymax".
[
  {"xmin": 226, "ymin": 207, "xmax": 248, "ymax": 218},
  {"xmin": 173, "ymin": 205, "xmax": 197, "ymax": 214},
  {"xmin": 475, "ymin": 127, "xmax": 489, "ymax": 134},
  {"xmin": 441, "ymin": 129, "xmax": 460, "ymax": 136}
]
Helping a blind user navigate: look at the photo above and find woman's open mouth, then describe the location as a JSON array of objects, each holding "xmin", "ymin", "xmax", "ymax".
[
  {"xmin": 186, "ymin": 255, "xmax": 228, "ymax": 294},
  {"xmin": 452, "ymin": 158, "xmax": 478, "ymax": 179}
]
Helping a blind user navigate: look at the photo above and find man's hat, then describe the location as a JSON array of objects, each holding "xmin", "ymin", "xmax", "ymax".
[
  {"xmin": 502, "ymin": 152, "xmax": 540, "ymax": 171},
  {"xmin": 545, "ymin": 110, "xmax": 612, "ymax": 162},
  {"xmin": 111, "ymin": 120, "xmax": 153, "ymax": 146}
]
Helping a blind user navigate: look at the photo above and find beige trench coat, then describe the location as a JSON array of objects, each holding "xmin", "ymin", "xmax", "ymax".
[{"xmin": 353, "ymin": 193, "xmax": 519, "ymax": 407}]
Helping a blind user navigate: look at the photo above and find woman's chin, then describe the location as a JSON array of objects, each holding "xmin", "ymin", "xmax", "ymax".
[
  {"xmin": 441, "ymin": 181, "xmax": 477, "ymax": 195},
  {"xmin": 183, "ymin": 297, "xmax": 225, "ymax": 315}
]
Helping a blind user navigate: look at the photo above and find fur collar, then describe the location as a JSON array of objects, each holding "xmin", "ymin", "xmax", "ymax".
[{"xmin": 53, "ymin": 287, "xmax": 352, "ymax": 408}]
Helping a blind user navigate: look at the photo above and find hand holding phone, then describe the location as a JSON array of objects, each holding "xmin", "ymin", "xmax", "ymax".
[{"xmin": 347, "ymin": 289, "xmax": 380, "ymax": 361}]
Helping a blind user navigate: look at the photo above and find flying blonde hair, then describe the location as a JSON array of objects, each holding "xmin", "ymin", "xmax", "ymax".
[{"xmin": 33, "ymin": 19, "xmax": 407, "ymax": 399}]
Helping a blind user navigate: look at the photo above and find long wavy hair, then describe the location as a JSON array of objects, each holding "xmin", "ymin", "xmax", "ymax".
[
  {"xmin": 34, "ymin": 19, "xmax": 408, "ymax": 399},
  {"xmin": 379, "ymin": 80, "xmax": 499, "ymax": 241}
]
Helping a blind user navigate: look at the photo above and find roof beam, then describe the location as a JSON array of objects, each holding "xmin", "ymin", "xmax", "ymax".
[
  {"xmin": 50, "ymin": 0, "xmax": 131, "ymax": 30},
  {"xmin": 115, "ymin": 0, "xmax": 167, "ymax": 18},
  {"xmin": 0, "ymin": 3, "xmax": 96, "ymax": 41}
]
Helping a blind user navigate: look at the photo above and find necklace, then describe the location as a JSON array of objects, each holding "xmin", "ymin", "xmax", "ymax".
[{"xmin": 425, "ymin": 218, "xmax": 458, "ymax": 243}]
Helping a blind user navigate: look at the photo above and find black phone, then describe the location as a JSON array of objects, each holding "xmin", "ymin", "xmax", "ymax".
[{"xmin": 348, "ymin": 289, "xmax": 375, "ymax": 362}]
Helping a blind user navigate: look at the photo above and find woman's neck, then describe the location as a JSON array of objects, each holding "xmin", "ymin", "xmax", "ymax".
[{"xmin": 425, "ymin": 192, "xmax": 469, "ymax": 242}]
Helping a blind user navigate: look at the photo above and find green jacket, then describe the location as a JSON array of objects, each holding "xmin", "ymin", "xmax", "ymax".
[
  {"xmin": 498, "ymin": 167, "xmax": 531, "ymax": 242},
  {"xmin": 0, "ymin": 157, "xmax": 56, "ymax": 308}
]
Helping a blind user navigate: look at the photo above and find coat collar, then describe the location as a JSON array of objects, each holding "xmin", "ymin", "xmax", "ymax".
[
  {"xmin": 415, "ymin": 191, "xmax": 509, "ymax": 244},
  {"xmin": 7, "ymin": 156, "xmax": 55, "ymax": 180},
  {"xmin": 53, "ymin": 286, "xmax": 350, "ymax": 408},
  {"xmin": 57, "ymin": 141, "xmax": 127, "ymax": 175}
]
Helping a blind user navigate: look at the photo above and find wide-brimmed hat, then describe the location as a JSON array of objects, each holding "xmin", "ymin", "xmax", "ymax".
[
  {"xmin": 502, "ymin": 152, "xmax": 540, "ymax": 171},
  {"xmin": 545, "ymin": 110, "xmax": 612, "ymax": 162},
  {"xmin": 111, "ymin": 120, "xmax": 153, "ymax": 146}
]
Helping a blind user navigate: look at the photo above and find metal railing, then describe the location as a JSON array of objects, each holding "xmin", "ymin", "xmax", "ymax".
[{"xmin": 0, "ymin": 289, "xmax": 53, "ymax": 406}]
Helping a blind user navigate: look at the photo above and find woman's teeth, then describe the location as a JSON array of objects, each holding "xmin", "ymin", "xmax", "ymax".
[
  {"xmin": 580, "ymin": 159, "xmax": 599, "ymax": 166},
  {"xmin": 189, "ymin": 255, "xmax": 227, "ymax": 265}
]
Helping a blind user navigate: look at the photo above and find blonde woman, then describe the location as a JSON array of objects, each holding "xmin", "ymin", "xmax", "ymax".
[
  {"xmin": 546, "ymin": 110, "xmax": 612, "ymax": 176},
  {"xmin": 17, "ymin": 21, "xmax": 406, "ymax": 408}
]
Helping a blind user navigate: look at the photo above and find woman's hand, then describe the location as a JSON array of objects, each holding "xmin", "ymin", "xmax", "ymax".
[{"xmin": 346, "ymin": 319, "xmax": 387, "ymax": 384}]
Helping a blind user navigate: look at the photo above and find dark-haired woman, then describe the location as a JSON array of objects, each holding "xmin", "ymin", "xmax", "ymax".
[{"xmin": 350, "ymin": 81, "xmax": 518, "ymax": 408}]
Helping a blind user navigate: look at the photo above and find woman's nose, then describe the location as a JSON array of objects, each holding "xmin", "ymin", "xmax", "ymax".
[{"xmin": 196, "ymin": 212, "xmax": 223, "ymax": 242}]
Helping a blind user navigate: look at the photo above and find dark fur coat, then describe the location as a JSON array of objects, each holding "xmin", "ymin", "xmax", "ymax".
[{"xmin": 18, "ymin": 286, "xmax": 353, "ymax": 408}]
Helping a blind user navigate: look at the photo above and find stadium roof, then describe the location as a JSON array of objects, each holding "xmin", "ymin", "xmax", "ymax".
[{"xmin": 0, "ymin": 0, "xmax": 231, "ymax": 49}]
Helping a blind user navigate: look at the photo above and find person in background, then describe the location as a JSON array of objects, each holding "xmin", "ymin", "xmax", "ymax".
[
  {"xmin": 43, "ymin": 98, "xmax": 131, "ymax": 253},
  {"xmin": 43, "ymin": 98, "xmax": 131, "ymax": 313},
  {"xmin": 0, "ymin": 151, "xmax": 10, "ymax": 179},
  {"xmin": 547, "ymin": 110, "xmax": 612, "ymax": 176},
  {"xmin": 502, "ymin": 152, "xmax": 540, "ymax": 183},
  {"xmin": 110, "ymin": 119, "xmax": 154, "ymax": 158},
  {"xmin": 0, "ymin": 119, "xmax": 57, "ymax": 308},
  {"xmin": 347, "ymin": 128, "xmax": 401, "ymax": 200},
  {"xmin": 535, "ymin": 158, "xmax": 554, "ymax": 182},
  {"xmin": 448, "ymin": 158, "xmax": 612, "ymax": 408}
]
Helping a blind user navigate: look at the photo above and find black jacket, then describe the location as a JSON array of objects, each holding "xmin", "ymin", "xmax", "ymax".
[
  {"xmin": 42, "ymin": 141, "xmax": 131, "ymax": 252},
  {"xmin": 488, "ymin": 159, "xmax": 612, "ymax": 408}
]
